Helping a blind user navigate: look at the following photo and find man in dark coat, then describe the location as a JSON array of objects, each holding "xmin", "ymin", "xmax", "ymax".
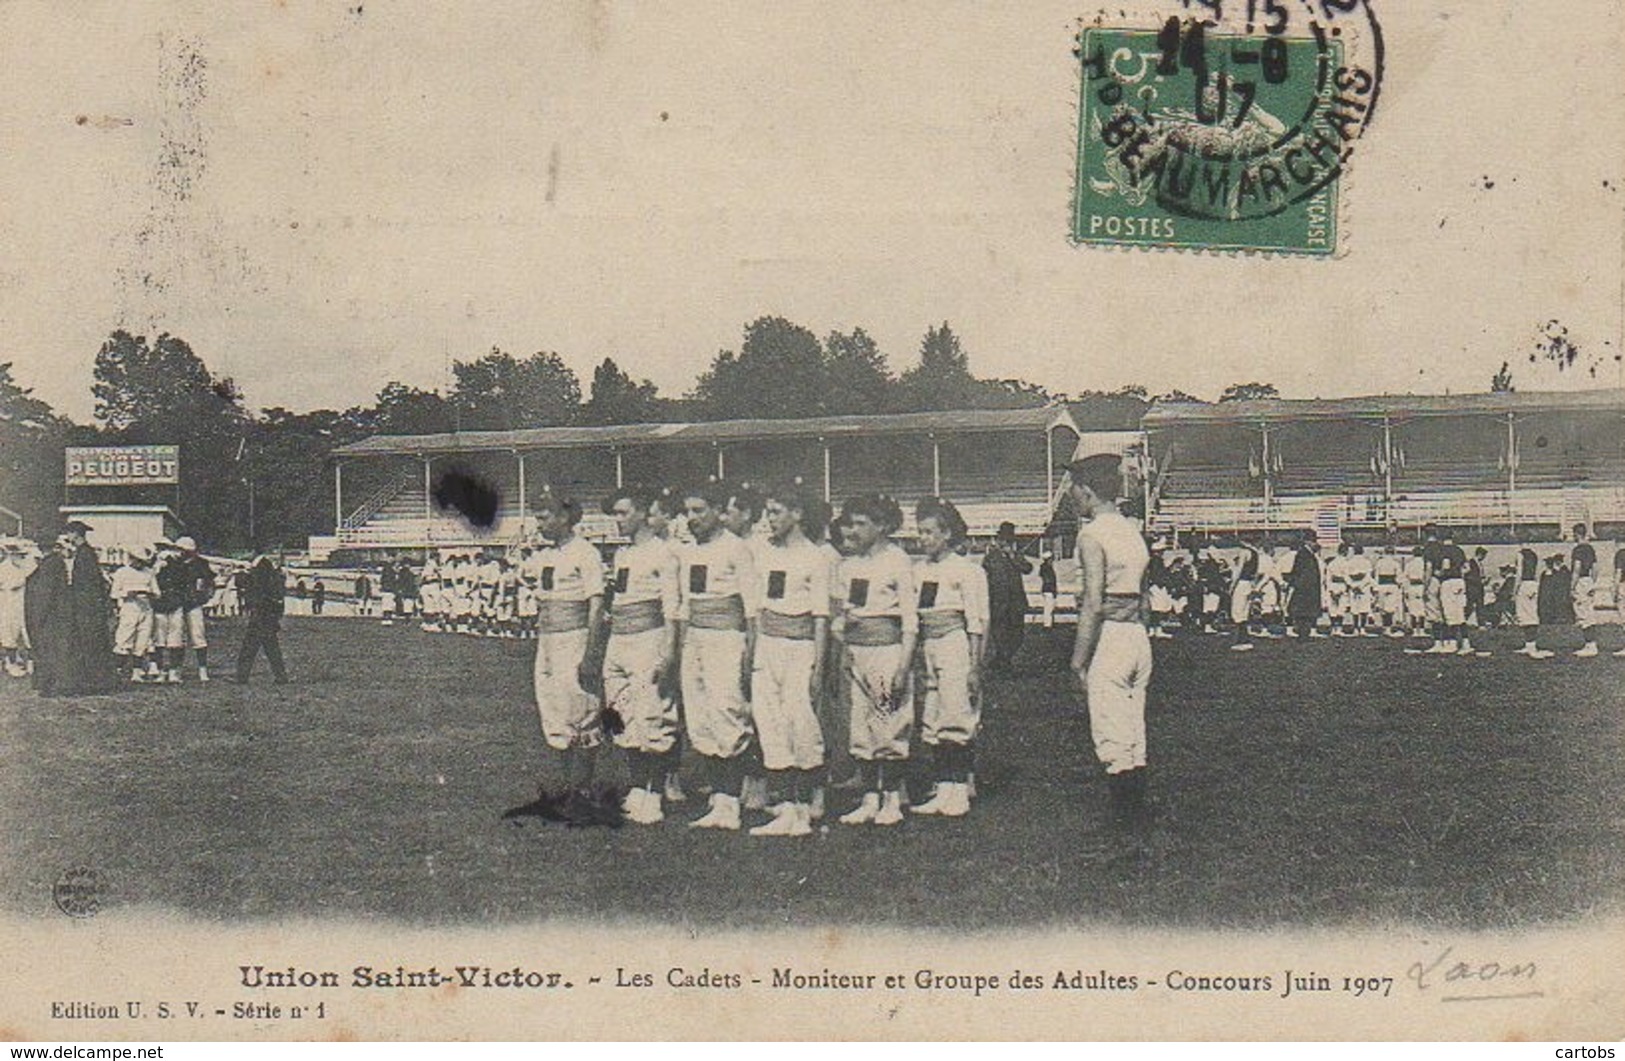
[
  {"xmin": 24, "ymin": 522, "xmax": 117, "ymax": 696},
  {"xmin": 982, "ymin": 521, "xmax": 1032, "ymax": 675},
  {"xmin": 234, "ymin": 554, "xmax": 289, "ymax": 684},
  {"xmin": 1285, "ymin": 531, "xmax": 1324, "ymax": 639},
  {"xmin": 392, "ymin": 558, "xmax": 418, "ymax": 620}
]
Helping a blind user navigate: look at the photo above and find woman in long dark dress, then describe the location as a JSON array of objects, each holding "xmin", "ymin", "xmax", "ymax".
[{"xmin": 24, "ymin": 524, "xmax": 116, "ymax": 697}]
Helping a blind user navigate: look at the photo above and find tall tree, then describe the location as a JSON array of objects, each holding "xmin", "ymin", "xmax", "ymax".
[
  {"xmin": 690, "ymin": 316, "xmax": 828, "ymax": 420},
  {"xmin": 897, "ymin": 322, "xmax": 978, "ymax": 411},
  {"xmin": 91, "ymin": 331, "xmax": 251, "ymax": 550},
  {"xmin": 450, "ymin": 348, "xmax": 582, "ymax": 430},
  {"xmin": 579, "ymin": 358, "xmax": 664, "ymax": 425},
  {"xmin": 0, "ymin": 361, "xmax": 68, "ymax": 536},
  {"xmin": 822, "ymin": 328, "xmax": 896, "ymax": 415},
  {"xmin": 1218, "ymin": 381, "xmax": 1281, "ymax": 403},
  {"xmin": 240, "ymin": 408, "xmax": 357, "ymax": 550},
  {"xmin": 1490, "ymin": 361, "xmax": 1515, "ymax": 393},
  {"xmin": 363, "ymin": 381, "xmax": 454, "ymax": 436}
]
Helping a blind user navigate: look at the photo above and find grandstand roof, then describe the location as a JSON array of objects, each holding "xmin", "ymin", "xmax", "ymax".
[
  {"xmin": 1142, "ymin": 389, "xmax": 1625, "ymax": 427},
  {"xmin": 333, "ymin": 406, "xmax": 1079, "ymax": 458}
]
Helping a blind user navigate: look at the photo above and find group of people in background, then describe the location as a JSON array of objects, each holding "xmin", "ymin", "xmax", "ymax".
[
  {"xmin": 1146, "ymin": 523, "xmax": 1625, "ymax": 659},
  {"xmin": 0, "ymin": 522, "xmax": 291, "ymax": 694}
]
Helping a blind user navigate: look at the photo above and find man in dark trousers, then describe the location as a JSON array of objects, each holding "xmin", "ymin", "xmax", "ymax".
[
  {"xmin": 392, "ymin": 558, "xmax": 418, "ymax": 622},
  {"xmin": 235, "ymin": 554, "xmax": 288, "ymax": 684},
  {"xmin": 982, "ymin": 521, "xmax": 1031, "ymax": 676},
  {"xmin": 1285, "ymin": 531, "xmax": 1324, "ymax": 639},
  {"xmin": 24, "ymin": 521, "xmax": 117, "ymax": 697}
]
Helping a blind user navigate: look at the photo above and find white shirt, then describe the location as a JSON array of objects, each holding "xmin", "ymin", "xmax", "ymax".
[
  {"xmin": 110, "ymin": 565, "xmax": 157, "ymax": 602},
  {"xmin": 1076, "ymin": 510, "xmax": 1150, "ymax": 598},
  {"xmin": 757, "ymin": 537, "xmax": 831, "ymax": 618},
  {"xmin": 838, "ymin": 542, "xmax": 918, "ymax": 634},
  {"xmin": 612, "ymin": 536, "xmax": 681, "ymax": 620},
  {"xmin": 679, "ymin": 530, "xmax": 760, "ymax": 620},
  {"xmin": 1343, "ymin": 553, "xmax": 1373, "ymax": 586},
  {"xmin": 527, "ymin": 536, "xmax": 605, "ymax": 603},
  {"xmin": 915, "ymin": 552, "xmax": 989, "ymax": 635}
]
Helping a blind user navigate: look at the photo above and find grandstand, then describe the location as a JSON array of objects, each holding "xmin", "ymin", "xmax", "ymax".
[
  {"xmin": 315, "ymin": 407, "xmax": 1083, "ymax": 557},
  {"xmin": 1143, "ymin": 390, "xmax": 1625, "ymax": 542}
]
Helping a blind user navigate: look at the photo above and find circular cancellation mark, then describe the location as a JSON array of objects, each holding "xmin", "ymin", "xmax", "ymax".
[
  {"xmin": 53, "ymin": 866, "xmax": 105, "ymax": 919},
  {"xmin": 1079, "ymin": 0, "xmax": 1384, "ymax": 225}
]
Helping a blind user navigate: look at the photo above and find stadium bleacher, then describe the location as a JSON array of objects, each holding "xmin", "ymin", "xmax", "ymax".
[{"xmin": 322, "ymin": 407, "xmax": 1088, "ymax": 556}]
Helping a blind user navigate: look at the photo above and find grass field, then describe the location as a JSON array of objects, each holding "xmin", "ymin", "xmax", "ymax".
[{"xmin": 2, "ymin": 617, "xmax": 1622, "ymax": 930}]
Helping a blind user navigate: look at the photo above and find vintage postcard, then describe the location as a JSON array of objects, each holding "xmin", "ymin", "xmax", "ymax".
[{"xmin": 1, "ymin": 0, "xmax": 1623, "ymax": 1043}]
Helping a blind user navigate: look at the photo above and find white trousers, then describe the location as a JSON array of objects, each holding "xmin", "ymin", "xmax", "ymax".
[
  {"xmin": 848, "ymin": 643, "xmax": 911, "ymax": 762},
  {"xmin": 920, "ymin": 630, "xmax": 977, "ymax": 747},
  {"xmin": 114, "ymin": 601, "xmax": 154, "ymax": 657},
  {"xmin": 752, "ymin": 635, "xmax": 824, "ymax": 770},
  {"xmin": 681, "ymin": 627, "xmax": 751, "ymax": 759},
  {"xmin": 605, "ymin": 628, "xmax": 678, "ymax": 754},
  {"xmin": 1086, "ymin": 621, "xmax": 1153, "ymax": 775},
  {"xmin": 533, "ymin": 628, "xmax": 599, "ymax": 750}
]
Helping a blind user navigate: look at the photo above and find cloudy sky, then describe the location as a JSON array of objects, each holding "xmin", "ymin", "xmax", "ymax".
[{"xmin": 1, "ymin": 0, "xmax": 1622, "ymax": 422}]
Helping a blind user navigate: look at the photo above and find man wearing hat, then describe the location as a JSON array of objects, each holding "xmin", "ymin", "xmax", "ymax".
[
  {"xmin": 109, "ymin": 544, "xmax": 160, "ymax": 681},
  {"xmin": 153, "ymin": 535, "xmax": 215, "ymax": 682},
  {"xmin": 981, "ymin": 520, "xmax": 1032, "ymax": 676},
  {"xmin": 235, "ymin": 553, "xmax": 289, "ymax": 684},
  {"xmin": 22, "ymin": 521, "xmax": 116, "ymax": 696},
  {"xmin": 0, "ymin": 535, "xmax": 40, "ymax": 677}
]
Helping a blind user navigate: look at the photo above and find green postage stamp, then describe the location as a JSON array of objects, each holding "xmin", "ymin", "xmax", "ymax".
[{"xmin": 1072, "ymin": 3, "xmax": 1383, "ymax": 256}]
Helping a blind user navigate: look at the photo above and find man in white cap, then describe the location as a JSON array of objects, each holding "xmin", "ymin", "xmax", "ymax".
[
  {"xmin": 110, "ymin": 545, "xmax": 159, "ymax": 681},
  {"xmin": 155, "ymin": 536, "xmax": 214, "ymax": 682}
]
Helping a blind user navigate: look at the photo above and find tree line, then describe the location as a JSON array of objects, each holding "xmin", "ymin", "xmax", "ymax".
[{"xmin": 0, "ymin": 317, "xmax": 1281, "ymax": 554}]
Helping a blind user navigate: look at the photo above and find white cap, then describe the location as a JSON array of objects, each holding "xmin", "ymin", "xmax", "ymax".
[{"xmin": 175, "ymin": 536, "xmax": 198, "ymax": 552}]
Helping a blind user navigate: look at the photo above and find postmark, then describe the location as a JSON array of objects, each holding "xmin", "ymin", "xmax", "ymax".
[
  {"xmin": 51, "ymin": 865, "xmax": 104, "ymax": 919},
  {"xmin": 1072, "ymin": 0, "xmax": 1384, "ymax": 255}
]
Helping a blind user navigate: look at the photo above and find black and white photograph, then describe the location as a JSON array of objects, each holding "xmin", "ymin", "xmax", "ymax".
[{"xmin": 0, "ymin": 0, "xmax": 1622, "ymax": 1044}]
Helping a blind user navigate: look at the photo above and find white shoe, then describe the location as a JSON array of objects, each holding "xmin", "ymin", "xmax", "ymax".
[
  {"xmin": 166, "ymin": 670, "xmax": 182, "ymax": 684},
  {"xmin": 749, "ymin": 803, "xmax": 809, "ymax": 837},
  {"xmin": 1309, "ymin": 630, "xmax": 1328, "ymax": 639},
  {"xmin": 873, "ymin": 791, "xmax": 905, "ymax": 827},
  {"xmin": 911, "ymin": 785, "xmax": 950, "ymax": 816},
  {"xmin": 621, "ymin": 787, "xmax": 644, "ymax": 816},
  {"xmin": 1575, "ymin": 644, "xmax": 1599, "ymax": 658},
  {"xmin": 197, "ymin": 667, "xmax": 210, "ymax": 683},
  {"xmin": 1527, "ymin": 648, "xmax": 1554, "ymax": 660},
  {"xmin": 840, "ymin": 792, "xmax": 880, "ymax": 826},
  {"xmin": 1230, "ymin": 642, "xmax": 1255, "ymax": 652},
  {"xmin": 1515, "ymin": 645, "xmax": 1535, "ymax": 656},
  {"xmin": 1456, "ymin": 644, "xmax": 1474, "ymax": 656},
  {"xmin": 939, "ymin": 782, "xmax": 971, "ymax": 819},
  {"xmin": 626, "ymin": 788, "xmax": 663, "ymax": 825},
  {"xmin": 689, "ymin": 793, "xmax": 740, "ymax": 830},
  {"xmin": 1614, "ymin": 647, "xmax": 1625, "ymax": 657}
]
